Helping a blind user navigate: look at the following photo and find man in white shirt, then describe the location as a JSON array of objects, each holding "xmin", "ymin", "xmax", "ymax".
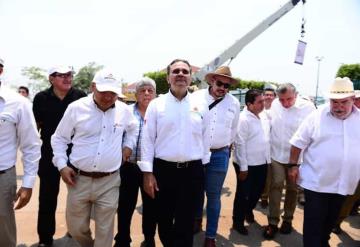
[
  {"xmin": 114, "ymin": 77, "xmax": 157, "ymax": 247},
  {"xmin": 192, "ymin": 66, "xmax": 240, "ymax": 247},
  {"xmin": 232, "ymin": 89, "xmax": 270, "ymax": 235},
  {"xmin": 288, "ymin": 77, "xmax": 360, "ymax": 247},
  {"xmin": 263, "ymin": 83, "xmax": 315, "ymax": 239},
  {"xmin": 51, "ymin": 70, "xmax": 137, "ymax": 247},
  {"xmin": 0, "ymin": 83, "xmax": 41, "ymax": 247},
  {"xmin": 139, "ymin": 59, "xmax": 210, "ymax": 247}
]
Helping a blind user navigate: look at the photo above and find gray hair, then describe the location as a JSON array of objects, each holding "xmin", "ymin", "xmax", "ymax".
[
  {"xmin": 135, "ymin": 77, "xmax": 156, "ymax": 92},
  {"xmin": 276, "ymin": 83, "xmax": 297, "ymax": 95}
]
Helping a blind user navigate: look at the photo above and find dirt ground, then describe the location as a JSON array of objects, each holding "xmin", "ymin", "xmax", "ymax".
[{"xmin": 15, "ymin": 161, "xmax": 360, "ymax": 247}]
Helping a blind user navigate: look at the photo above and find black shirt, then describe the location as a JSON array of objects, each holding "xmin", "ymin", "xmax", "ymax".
[{"xmin": 33, "ymin": 86, "xmax": 86, "ymax": 155}]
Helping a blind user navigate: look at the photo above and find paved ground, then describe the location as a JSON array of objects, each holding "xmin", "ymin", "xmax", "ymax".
[{"xmin": 15, "ymin": 162, "xmax": 360, "ymax": 247}]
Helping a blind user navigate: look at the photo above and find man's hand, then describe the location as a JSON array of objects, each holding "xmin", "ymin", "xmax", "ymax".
[
  {"xmin": 288, "ymin": 166, "xmax": 299, "ymax": 184},
  {"xmin": 14, "ymin": 187, "xmax": 32, "ymax": 210},
  {"xmin": 122, "ymin": 147, "xmax": 132, "ymax": 162},
  {"xmin": 60, "ymin": 166, "xmax": 77, "ymax": 186},
  {"xmin": 238, "ymin": 171, "xmax": 248, "ymax": 181},
  {"xmin": 143, "ymin": 172, "xmax": 159, "ymax": 199}
]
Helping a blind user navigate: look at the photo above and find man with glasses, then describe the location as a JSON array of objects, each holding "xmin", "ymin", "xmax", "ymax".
[
  {"xmin": 33, "ymin": 66, "xmax": 86, "ymax": 247},
  {"xmin": 114, "ymin": 77, "xmax": 157, "ymax": 247},
  {"xmin": 139, "ymin": 59, "xmax": 210, "ymax": 247},
  {"xmin": 288, "ymin": 77, "xmax": 360, "ymax": 247},
  {"xmin": 52, "ymin": 69, "xmax": 137, "ymax": 247},
  {"xmin": 193, "ymin": 66, "xmax": 240, "ymax": 247}
]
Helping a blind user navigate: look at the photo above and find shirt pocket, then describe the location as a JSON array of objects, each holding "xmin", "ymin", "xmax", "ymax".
[
  {"xmin": 225, "ymin": 109, "xmax": 235, "ymax": 128},
  {"xmin": 190, "ymin": 111, "xmax": 203, "ymax": 136},
  {"xmin": 0, "ymin": 115, "xmax": 16, "ymax": 137}
]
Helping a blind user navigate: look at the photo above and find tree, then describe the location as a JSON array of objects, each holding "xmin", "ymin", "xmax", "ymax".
[
  {"xmin": 73, "ymin": 62, "xmax": 104, "ymax": 93},
  {"xmin": 144, "ymin": 71, "xmax": 169, "ymax": 95},
  {"xmin": 21, "ymin": 66, "xmax": 49, "ymax": 94},
  {"xmin": 336, "ymin": 64, "xmax": 360, "ymax": 89}
]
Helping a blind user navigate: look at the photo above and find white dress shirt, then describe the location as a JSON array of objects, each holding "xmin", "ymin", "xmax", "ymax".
[
  {"xmin": 234, "ymin": 107, "xmax": 271, "ymax": 171},
  {"xmin": 192, "ymin": 89, "xmax": 240, "ymax": 149},
  {"xmin": 270, "ymin": 97, "xmax": 315, "ymax": 164},
  {"xmin": 138, "ymin": 91, "xmax": 210, "ymax": 172},
  {"xmin": 0, "ymin": 87, "xmax": 41, "ymax": 188},
  {"xmin": 290, "ymin": 104, "xmax": 360, "ymax": 195},
  {"xmin": 51, "ymin": 95, "xmax": 137, "ymax": 172}
]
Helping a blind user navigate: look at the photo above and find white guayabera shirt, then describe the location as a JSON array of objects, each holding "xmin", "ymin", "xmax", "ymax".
[{"xmin": 290, "ymin": 104, "xmax": 360, "ymax": 195}]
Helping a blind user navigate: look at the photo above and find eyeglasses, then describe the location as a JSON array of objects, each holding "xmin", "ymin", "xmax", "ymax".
[
  {"xmin": 52, "ymin": 73, "xmax": 72, "ymax": 78},
  {"xmin": 171, "ymin": 69, "xmax": 190, "ymax": 75},
  {"xmin": 215, "ymin": 80, "xmax": 230, "ymax": 89}
]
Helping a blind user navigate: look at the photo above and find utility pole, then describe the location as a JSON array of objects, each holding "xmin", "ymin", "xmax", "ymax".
[{"xmin": 315, "ymin": 56, "xmax": 324, "ymax": 107}]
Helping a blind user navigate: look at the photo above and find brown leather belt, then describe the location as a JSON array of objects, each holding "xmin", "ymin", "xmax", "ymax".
[
  {"xmin": 210, "ymin": 146, "xmax": 229, "ymax": 153},
  {"xmin": 68, "ymin": 164, "xmax": 118, "ymax": 178}
]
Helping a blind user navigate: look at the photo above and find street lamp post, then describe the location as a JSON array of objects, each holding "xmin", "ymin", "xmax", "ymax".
[{"xmin": 315, "ymin": 56, "xmax": 324, "ymax": 107}]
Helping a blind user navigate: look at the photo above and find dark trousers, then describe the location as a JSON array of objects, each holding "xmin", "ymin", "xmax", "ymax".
[
  {"xmin": 303, "ymin": 189, "xmax": 346, "ymax": 247},
  {"xmin": 154, "ymin": 158, "xmax": 204, "ymax": 247},
  {"xmin": 37, "ymin": 157, "xmax": 61, "ymax": 245},
  {"xmin": 114, "ymin": 162, "xmax": 157, "ymax": 246},
  {"xmin": 232, "ymin": 162, "xmax": 267, "ymax": 225}
]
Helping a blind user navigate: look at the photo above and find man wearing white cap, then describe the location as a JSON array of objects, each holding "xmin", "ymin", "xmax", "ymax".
[
  {"xmin": 33, "ymin": 66, "xmax": 86, "ymax": 246},
  {"xmin": 51, "ymin": 69, "xmax": 137, "ymax": 247},
  {"xmin": 288, "ymin": 77, "xmax": 360, "ymax": 247},
  {"xmin": 0, "ymin": 64, "xmax": 41, "ymax": 247}
]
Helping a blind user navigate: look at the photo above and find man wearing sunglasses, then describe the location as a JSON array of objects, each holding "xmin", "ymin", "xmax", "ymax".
[
  {"xmin": 193, "ymin": 66, "xmax": 240, "ymax": 247},
  {"xmin": 140, "ymin": 59, "xmax": 210, "ymax": 247},
  {"xmin": 33, "ymin": 66, "xmax": 86, "ymax": 247}
]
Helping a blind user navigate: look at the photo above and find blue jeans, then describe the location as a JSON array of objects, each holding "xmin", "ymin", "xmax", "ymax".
[{"xmin": 197, "ymin": 149, "xmax": 229, "ymax": 238}]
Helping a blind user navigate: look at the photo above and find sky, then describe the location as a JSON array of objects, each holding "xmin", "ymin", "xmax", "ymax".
[{"xmin": 0, "ymin": 0, "xmax": 359, "ymax": 97}]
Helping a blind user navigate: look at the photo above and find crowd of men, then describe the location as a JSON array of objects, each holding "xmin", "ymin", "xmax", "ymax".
[{"xmin": 0, "ymin": 57, "xmax": 359, "ymax": 247}]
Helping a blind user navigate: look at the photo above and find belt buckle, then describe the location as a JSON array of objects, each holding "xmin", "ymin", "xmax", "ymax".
[{"xmin": 176, "ymin": 162, "xmax": 188, "ymax": 168}]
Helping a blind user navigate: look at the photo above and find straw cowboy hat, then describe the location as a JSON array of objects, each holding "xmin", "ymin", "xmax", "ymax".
[
  {"xmin": 205, "ymin": 66, "xmax": 238, "ymax": 84},
  {"xmin": 355, "ymin": 90, "xmax": 360, "ymax": 98},
  {"xmin": 328, "ymin": 77, "xmax": 355, "ymax": 99}
]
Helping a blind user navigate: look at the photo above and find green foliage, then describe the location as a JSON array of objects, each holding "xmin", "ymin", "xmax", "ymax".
[
  {"xmin": 230, "ymin": 78, "xmax": 277, "ymax": 90},
  {"xmin": 144, "ymin": 71, "xmax": 169, "ymax": 95},
  {"xmin": 336, "ymin": 64, "xmax": 360, "ymax": 81},
  {"xmin": 336, "ymin": 64, "xmax": 360, "ymax": 90},
  {"xmin": 21, "ymin": 66, "xmax": 48, "ymax": 94},
  {"xmin": 73, "ymin": 62, "xmax": 104, "ymax": 93}
]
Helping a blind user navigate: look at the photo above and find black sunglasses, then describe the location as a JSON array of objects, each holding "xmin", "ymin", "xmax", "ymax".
[
  {"xmin": 52, "ymin": 73, "xmax": 73, "ymax": 78},
  {"xmin": 215, "ymin": 80, "xmax": 230, "ymax": 89},
  {"xmin": 172, "ymin": 68, "xmax": 190, "ymax": 75}
]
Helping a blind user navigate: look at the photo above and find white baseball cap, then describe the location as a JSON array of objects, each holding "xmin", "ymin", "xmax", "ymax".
[
  {"xmin": 48, "ymin": 66, "xmax": 73, "ymax": 76},
  {"xmin": 93, "ymin": 69, "xmax": 122, "ymax": 95}
]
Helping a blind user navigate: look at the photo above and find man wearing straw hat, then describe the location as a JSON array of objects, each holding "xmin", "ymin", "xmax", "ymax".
[
  {"xmin": 288, "ymin": 77, "xmax": 360, "ymax": 247},
  {"xmin": 193, "ymin": 66, "xmax": 240, "ymax": 247}
]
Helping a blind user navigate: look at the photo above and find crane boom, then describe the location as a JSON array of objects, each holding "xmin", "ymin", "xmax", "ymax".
[{"xmin": 193, "ymin": 0, "xmax": 304, "ymax": 84}]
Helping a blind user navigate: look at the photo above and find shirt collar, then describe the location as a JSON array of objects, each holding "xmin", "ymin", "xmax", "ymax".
[{"xmin": 168, "ymin": 89, "xmax": 190, "ymax": 103}]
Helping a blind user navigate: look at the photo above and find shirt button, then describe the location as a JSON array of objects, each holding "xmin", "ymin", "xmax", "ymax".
[
  {"xmin": 94, "ymin": 165, "xmax": 96, "ymax": 167},
  {"xmin": 103, "ymin": 126, "xmax": 106, "ymax": 128},
  {"xmin": 101, "ymin": 139, "xmax": 104, "ymax": 142},
  {"xmin": 98, "ymin": 152, "xmax": 100, "ymax": 155}
]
